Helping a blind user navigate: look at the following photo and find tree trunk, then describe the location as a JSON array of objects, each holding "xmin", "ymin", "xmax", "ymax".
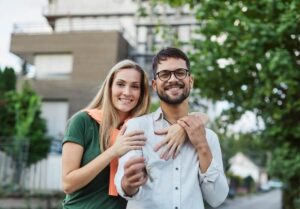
[{"xmin": 283, "ymin": 176, "xmax": 300, "ymax": 209}]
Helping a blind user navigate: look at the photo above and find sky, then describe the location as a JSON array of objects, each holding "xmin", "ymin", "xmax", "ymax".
[{"xmin": 0, "ymin": 0, "xmax": 47, "ymax": 72}]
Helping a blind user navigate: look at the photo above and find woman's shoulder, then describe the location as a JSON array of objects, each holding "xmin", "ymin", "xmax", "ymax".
[{"xmin": 68, "ymin": 111, "xmax": 94, "ymax": 125}]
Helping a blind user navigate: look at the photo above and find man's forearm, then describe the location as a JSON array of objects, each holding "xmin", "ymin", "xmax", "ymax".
[{"xmin": 196, "ymin": 143, "xmax": 212, "ymax": 173}]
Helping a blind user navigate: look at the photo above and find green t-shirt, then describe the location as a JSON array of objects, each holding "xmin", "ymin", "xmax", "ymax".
[{"xmin": 62, "ymin": 111, "xmax": 127, "ymax": 209}]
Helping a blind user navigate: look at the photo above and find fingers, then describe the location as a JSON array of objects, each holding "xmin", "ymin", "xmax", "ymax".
[
  {"xmin": 125, "ymin": 130, "xmax": 144, "ymax": 137},
  {"xmin": 177, "ymin": 119, "xmax": 190, "ymax": 131},
  {"xmin": 124, "ymin": 157, "xmax": 147, "ymax": 185},
  {"xmin": 119, "ymin": 124, "xmax": 127, "ymax": 136},
  {"xmin": 124, "ymin": 157, "xmax": 145, "ymax": 169},
  {"xmin": 153, "ymin": 138, "xmax": 168, "ymax": 152},
  {"xmin": 122, "ymin": 157, "xmax": 148, "ymax": 194},
  {"xmin": 155, "ymin": 139, "xmax": 179, "ymax": 160},
  {"xmin": 126, "ymin": 134, "xmax": 147, "ymax": 142},
  {"xmin": 154, "ymin": 128, "xmax": 168, "ymax": 135},
  {"xmin": 173, "ymin": 144, "xmax": 182, "ymax": 159},
  {"xmin": 164, "ymin": 143, "xmax": 177, "ymax": 160}
]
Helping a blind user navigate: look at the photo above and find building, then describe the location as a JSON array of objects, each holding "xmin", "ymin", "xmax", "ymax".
[
  {"xmin": 228, "ymin": 152, "xmax": 268, "ymax": 185},
  {"xmin": 9, "ymin": 0, "xmax": 199, "ymax": 191},
  {"xmin": 10, "ymin": 0, "xmax": 198, "ymax": 138}
]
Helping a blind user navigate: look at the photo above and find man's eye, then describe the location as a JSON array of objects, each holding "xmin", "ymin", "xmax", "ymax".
[
  {"xmin": 176, "ymin": 72, "xmax": 185, "ymax": 76},
  {"xmin": 160, "ymin": 73, "xmax": 169, "ymax": 77}
]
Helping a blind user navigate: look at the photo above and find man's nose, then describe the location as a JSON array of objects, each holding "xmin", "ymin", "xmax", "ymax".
[{"xmin": 168, "ymin": 72, "xmax": 178, "ymax": 82}]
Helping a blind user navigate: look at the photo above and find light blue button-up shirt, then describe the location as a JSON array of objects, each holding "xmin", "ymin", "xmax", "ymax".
[{"xmin": 115, "ymin": 108, "xmax": 229, "ymax": 209}]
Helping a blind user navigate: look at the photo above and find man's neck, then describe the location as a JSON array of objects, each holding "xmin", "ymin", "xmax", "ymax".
[{"xmin": 160, "ymin": 101, "xmax": 189, "ymax": 124}]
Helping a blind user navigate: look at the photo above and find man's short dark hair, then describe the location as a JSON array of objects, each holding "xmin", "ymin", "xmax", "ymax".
[{"xmin": 152, "ymin": 47, "xmax": 190, "ymax": 77}]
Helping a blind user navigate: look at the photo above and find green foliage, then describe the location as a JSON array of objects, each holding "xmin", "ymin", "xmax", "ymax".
[
  {"xmin": 150, "ymin": 101, "xmax": 160, "ymax": 112},
  {"xmin": 0, "ymin": 70, "xmax": 50, "ymax": 167},
  {"xmin": 0, "ymin": 67, "xmax": 17, "ymax": 137},
  {"xmin": 155, "ymin": 0, "xmax": 300, "ymax": 208},
  {"xmin": 0, "ymin": 67, "xmax": 16, "ymax": 95}
]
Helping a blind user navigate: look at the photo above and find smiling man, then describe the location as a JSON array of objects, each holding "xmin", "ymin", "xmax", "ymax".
[{"xmin": 115, "ymin": 47, "xmax": 229, "ymax": 209}]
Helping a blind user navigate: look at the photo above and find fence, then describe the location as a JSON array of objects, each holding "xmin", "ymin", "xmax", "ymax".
[{"xmin": 0, "ymin": 137, "xmax": 62, "ymax": 194}]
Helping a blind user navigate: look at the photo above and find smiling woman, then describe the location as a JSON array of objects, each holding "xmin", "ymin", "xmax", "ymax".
[
  {"xmin": 111, "ymin": 68, "xmax": 142, "ymax": 122},
  {"xmin": 61, "ymin": 60, "xmax": 150, "ymax": 209}
]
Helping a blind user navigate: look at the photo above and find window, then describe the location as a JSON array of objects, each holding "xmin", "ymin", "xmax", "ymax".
[
  {"xmin": 34, "ymin": 54, "xmax": 73, "ymax": 79},
  {"xmin": 41, "ymin": 101, "xmax": 69, "ymax": 137}
]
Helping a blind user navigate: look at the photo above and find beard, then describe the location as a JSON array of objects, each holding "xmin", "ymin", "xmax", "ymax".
[{"xmin": 156, "ymin": 82, "xmax": 190, "ymax": 105}]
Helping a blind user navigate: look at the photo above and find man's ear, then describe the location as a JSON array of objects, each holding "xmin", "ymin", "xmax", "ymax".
[
  {"xmin": 152, "ymin": 79, "xmax": 157, "ymax": 91},
  {"xmin": 190, "ymin": 75, "xmax": 194, "ymax": 89}
]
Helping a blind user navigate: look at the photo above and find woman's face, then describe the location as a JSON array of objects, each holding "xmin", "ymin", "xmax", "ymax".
[{"xmin": 111, "ymin": 68, "xmax": 142, "ymax": 119}]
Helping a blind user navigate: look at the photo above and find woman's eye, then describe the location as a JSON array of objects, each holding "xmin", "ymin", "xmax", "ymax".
[
  {"xmin": 117, "ymin": 83, "xmax": 125, "ymax": 87},
  {"xmin": 132, "ymin": 85, "xmax": 140, "ymax": 89}
]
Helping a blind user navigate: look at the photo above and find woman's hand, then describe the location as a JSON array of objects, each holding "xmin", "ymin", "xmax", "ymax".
[
  {"xmin": 154, "ymin": 123, "xmax": 186, "ymax": 160},
  {"xmin": 110, "ymin": 125, "xmax": 146, "ymax": 157}
]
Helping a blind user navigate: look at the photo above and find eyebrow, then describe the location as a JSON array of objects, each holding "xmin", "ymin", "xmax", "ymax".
[
  {"xmin": 159, "ymin": 68, "xmax": 187, "ymax": 71},
  {"xmin": 116, "ymin": 79, "xmax": 141, "ymax": 84}
]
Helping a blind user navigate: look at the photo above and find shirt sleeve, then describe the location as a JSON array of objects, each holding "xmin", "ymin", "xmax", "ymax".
[
  {"xmin": 115, "ymin": 118, "xmax": 144, "ymax": 200},
  {"xmin": 63, "ymin": 112, "xmax": 88, "ymax": 146},
  {"xmin": 198, "ymin": 129, "xmax": 229, "ymax": 208}
]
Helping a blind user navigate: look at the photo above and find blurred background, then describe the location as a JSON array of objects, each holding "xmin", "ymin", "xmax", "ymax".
[{"xmin": 0, "ymin": 0, "xmax": 299, "ymax": 208}]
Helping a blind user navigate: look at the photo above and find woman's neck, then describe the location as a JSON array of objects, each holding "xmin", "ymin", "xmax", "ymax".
[{"xmin": 118, "ymin": 111, "xmax": 129, "ymax": 127}]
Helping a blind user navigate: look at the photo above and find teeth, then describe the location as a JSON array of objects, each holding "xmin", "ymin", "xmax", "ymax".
[
  {"xmin": 119, "ymin": 98, "xmax": 131, "ymax": 102},
  {"xmin": 166, "ymin": 86, "xmax": 181, "ymax": 90}
]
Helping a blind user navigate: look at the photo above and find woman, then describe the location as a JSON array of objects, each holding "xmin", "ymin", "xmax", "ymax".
[{"xmin": 61, "ymin": 60, "xmax": 187, "ymax": 209}]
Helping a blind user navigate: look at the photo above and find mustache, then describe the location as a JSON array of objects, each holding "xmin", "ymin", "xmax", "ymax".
[{"xmin": 164, "ymin": 82, "xmax": 185, "ymax": 90}]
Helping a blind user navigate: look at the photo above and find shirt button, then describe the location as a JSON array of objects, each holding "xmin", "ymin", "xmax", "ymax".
[
  {"xmin": 175, "ymin": 187, "xmax": 178, "ymax": 190},
  {"xmin": 175, "ymin": 167, "xmax": 179, "ymax": 171},
  {"xmin": 175, "ymin": 207, "xmax": 178, "ymax": 209}
]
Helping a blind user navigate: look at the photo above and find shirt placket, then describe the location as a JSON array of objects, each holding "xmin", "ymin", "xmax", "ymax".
[
  {"xmin": 161, "ymin": 116, "xmax": 181, "ymax": 209},
  {"xmin": 173, "ymin": 150, "xmax": 181, "ymax": 209}
]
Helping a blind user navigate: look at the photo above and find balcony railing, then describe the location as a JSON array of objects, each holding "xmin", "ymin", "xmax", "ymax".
[{"xmin": 12, "ymin": 20, "xmax": 136, "ymax": 47}]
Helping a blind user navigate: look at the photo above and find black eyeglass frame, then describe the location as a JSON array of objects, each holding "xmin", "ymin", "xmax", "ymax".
[{"xmin": 155, "ymin": 68, "xmax": 190, "ymax": 81}]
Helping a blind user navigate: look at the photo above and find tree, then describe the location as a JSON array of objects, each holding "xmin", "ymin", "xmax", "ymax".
[
  {"xmin": 154, "ymin": 0, "xmax": 300, "ymax": 208},
  {"xmin": 0, "ymin": 68, "xmax": 51, "ymax": 189},
  {"xmin": 4, "ymin": 82, "xmax": 51, "ymax": 166},
  {"xmin": 0, "ymin": 67, "xmax": 17, "ymax": 137}
]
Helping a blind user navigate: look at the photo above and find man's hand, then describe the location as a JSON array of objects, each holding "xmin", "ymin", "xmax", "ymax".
[
  {"xmin": 177, "ymin": 115, "xmax": 212, "ymax": 172},
  {"xmin": 177, "ymin": 115, "xmax": 208, "ymax": 149},
  {"xmin": 121, "ymin": 157, "xmax": 148, "ymax": 196}
]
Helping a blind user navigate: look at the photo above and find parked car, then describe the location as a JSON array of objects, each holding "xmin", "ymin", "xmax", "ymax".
[{"xmin": 259, "ymin": 179, "xmax": 283, "ymax": 192}]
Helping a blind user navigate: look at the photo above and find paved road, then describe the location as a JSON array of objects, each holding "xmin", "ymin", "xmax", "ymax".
[{"xmin": 213, "ymin": 189, "xmax": 282, "ymax": 209}]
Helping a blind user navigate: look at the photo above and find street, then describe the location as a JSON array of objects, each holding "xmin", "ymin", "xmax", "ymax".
[{"xmin": 212, "ymin": 189, "xmax": 282, "ymax": 209}]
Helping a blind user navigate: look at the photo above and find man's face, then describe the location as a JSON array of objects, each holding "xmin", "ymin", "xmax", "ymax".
[{"xmin": 152, "ymin": 57, "xmax": 193, "ymax": 105}]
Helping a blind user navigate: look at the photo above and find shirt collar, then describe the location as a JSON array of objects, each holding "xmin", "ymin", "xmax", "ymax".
[{"xmin": 153, "ymin": 107, "xmax": 163, "ymax": 121}]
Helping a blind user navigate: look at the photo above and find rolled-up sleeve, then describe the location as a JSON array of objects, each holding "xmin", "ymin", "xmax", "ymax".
[
  {"xmin": 198, "ymin": 130, "xmax": 229, "ymax": 208},
  {"xmin": 114, "ymin": 119, "xmax": 144, "ymax": 200}
]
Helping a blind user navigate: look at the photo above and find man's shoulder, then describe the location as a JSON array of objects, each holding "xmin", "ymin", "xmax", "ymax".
[
  {"xmin": 127, "ymin": 112, "xmax": 153, "ymax": 124},
  {"xmin": 205, "ymin": 128, "xmax": 217, "ymax": 137},
  {"xmin": 205, "ymin": 128, "xmax": 220, "ymax": 144}
]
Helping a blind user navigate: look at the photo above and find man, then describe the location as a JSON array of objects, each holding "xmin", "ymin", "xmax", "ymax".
[{"xmin": 115, "ymin": 47, "xmax": 229, "ymax": 209}]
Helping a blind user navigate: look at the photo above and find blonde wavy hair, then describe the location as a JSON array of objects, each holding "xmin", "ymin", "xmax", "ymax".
[{"xmin": 86, "ymin": 60, "xmax": 150, "ymax": 152}]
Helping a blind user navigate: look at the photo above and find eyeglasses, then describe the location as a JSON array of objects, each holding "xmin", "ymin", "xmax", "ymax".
[{"xmin": 155, "ymin": 68, "xmax": 190, "ymax": 81}]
